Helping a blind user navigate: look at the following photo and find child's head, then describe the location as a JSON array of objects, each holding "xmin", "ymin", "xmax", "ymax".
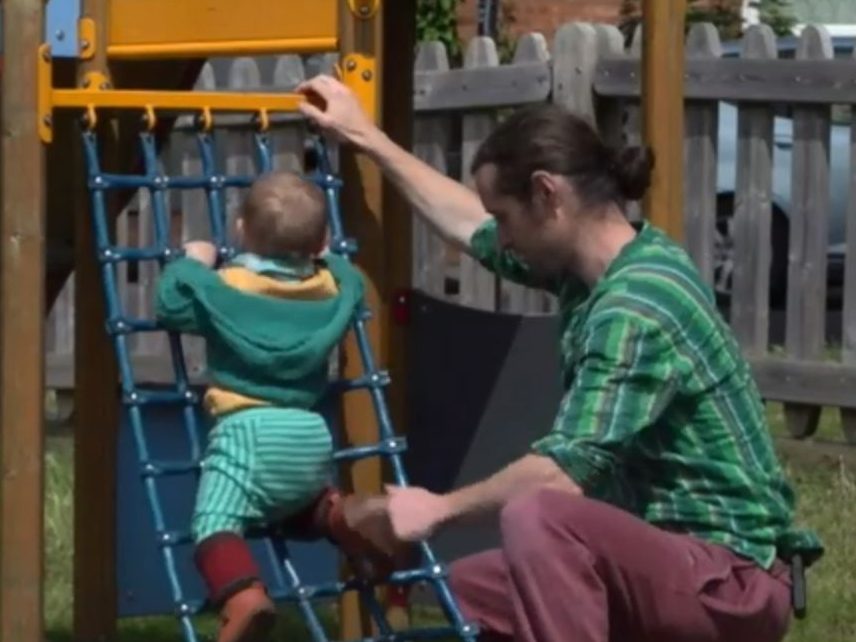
[{"xmin": 236, "ymin": 171, "xmax": 327, "ymax": 257}]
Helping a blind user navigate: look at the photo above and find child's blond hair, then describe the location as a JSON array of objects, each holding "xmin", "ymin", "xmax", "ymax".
[{"xmin": 240, "ymin": 171, "xmax": 327, "ymax": 257}]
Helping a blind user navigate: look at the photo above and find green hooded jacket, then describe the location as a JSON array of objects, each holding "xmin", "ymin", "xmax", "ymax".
[{"xmin": 154, "ymin": 253, "xmax": 364, "ymax": 409}]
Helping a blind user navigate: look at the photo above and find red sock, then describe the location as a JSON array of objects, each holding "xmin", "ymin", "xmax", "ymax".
[
  {"xmin": 387, "ymin": 584, "xmax": 410, "ymax": 609},
  {"xmin": 194, "ymin": 532, "xmax": 263, "ymax": 606}
]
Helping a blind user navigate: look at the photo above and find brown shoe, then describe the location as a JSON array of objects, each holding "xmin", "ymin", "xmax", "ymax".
[
  {"xmin": 330, "ymin": 493, "xmax": 403, "ymax": 579},
  {"xmin": 217, "ymin": 582, "xmax": 276, "ymax": 642}
]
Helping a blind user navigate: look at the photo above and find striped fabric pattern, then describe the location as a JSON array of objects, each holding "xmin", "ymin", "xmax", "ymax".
[
  {"xmin": 192, "ymin": 407, "xmax": 333, "ymax": 542},
  {"xmin": 469, "ymin": 218, "xmax": 822, "ymax": 569}
]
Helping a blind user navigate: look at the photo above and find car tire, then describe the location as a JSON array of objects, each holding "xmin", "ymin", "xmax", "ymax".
[{"xmin": 713, "ymin": 195, "xmax": 789, "ymax": 307}]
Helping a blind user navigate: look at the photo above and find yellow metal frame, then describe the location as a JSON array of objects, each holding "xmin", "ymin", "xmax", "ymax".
[
  {"xmin": 340, "ymin": 53, "xmax": 377, "ymax": 122},
  {"xmin": 38, "ymin": 45, "xmax": 309, "ymax": 143},
  {"xmin": 107, "ymin": 0, "xmax": 338, "ymax": 59}
]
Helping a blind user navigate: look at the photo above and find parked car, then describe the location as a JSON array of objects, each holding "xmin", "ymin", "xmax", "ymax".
[{"xmin": 714, "ymin": 35, "xmax": 853, "ymax": 305}]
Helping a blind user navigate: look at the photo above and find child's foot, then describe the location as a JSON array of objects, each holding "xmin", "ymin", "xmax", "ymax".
[{"xmin": 217, "ymin": 582, "xmax": 276, "ymax": 642}]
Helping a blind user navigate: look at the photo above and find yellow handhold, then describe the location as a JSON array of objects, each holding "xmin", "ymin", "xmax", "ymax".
[{"xmin": 143, "ymin": 105, "xmax": 157, "ymax": 132}]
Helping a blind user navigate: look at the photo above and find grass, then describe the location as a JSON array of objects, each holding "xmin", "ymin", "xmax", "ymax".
[{"xmin": 42, "ymin": 404, "xmax": 856, "ymax": 641}]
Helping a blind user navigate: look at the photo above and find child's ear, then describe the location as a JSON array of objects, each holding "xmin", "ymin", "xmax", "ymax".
[{"xmin": 314, "ymin": 227, "xmax": 331, "ymax": 256}]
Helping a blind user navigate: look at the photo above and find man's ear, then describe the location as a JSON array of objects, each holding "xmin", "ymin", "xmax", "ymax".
[{"xmin": 530, "ymin": 170, "xmax": 561, "ymax": 213}]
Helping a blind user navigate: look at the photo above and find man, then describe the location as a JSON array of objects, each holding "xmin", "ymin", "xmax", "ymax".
[{"xmin": 297, "ymin": 75, "xmax": 822, "ymax": 642}]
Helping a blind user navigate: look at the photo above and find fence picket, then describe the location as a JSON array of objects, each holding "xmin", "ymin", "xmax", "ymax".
[
  {"xmin": 412, "ymin": 42, "xmax": 453, "ymax": 299},
  {"xmin": 458, "ymin": 37, "xmax": 500, "ymax": 311},
  {"xmin": 784, "ymin": 25, "xmax": 833, "ymax": 439},
  {"xmin": 731, "ymin": 24, "xmax": 777, "ymax": 354}
]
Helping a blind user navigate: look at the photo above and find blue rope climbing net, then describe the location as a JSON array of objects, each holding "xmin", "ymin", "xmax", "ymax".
[{"xmin": 81, "ymin": 124, "xmax": 478, "ymax": 642}]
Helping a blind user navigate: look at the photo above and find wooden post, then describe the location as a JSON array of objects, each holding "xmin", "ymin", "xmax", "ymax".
[
  {"xmin": 0, "ymin": 1, "xmax": 46, "ymax": 642},
  {"xmin": 380, "ymin": 0, "xmax": 415, "ymax": 627},
  {"xmin": 337, "ymin": 0, "xmax": 386, "ymax": 638},
  {"xmin": 73, "ymin": 0, "xmax": 120, "ymax": 640},
  {"xmin": 641, "ymin": 0, "xmax": 686, "ymax": 241},
  {"xmin": 382, "ymin": 0, "xmax": 415, "ymax": 445}
]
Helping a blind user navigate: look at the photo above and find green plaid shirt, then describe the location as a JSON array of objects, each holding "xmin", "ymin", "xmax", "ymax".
[{"xmin": 470, "ymin": 219, "xmax": 823, "ymax": 569}]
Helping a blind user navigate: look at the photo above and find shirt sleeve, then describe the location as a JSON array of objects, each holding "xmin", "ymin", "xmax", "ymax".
[
  {"xmin": 531, "ymin": 308, "xmax": 679, "ymax": 495},
  {"xmin": 468, "ymin": 218, "xmax": 560, "ymax": 293},
  {"xmin": 154, "ymin": 257, "xmax": 221, "ymax": 334}
]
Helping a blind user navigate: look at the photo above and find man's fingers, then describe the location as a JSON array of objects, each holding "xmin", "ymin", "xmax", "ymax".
[
  {"xmin": 297, "ymin": 101, "xmax": 328, "ymax": 126},
  {"xmin": 295, "ymin": 75, "xmax": 326, "ymax": 92}
]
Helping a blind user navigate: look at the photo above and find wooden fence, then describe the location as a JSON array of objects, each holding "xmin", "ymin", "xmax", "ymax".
[{"xmin": 45, "ymin": 21, "xmax": 856, "ymax": 446}]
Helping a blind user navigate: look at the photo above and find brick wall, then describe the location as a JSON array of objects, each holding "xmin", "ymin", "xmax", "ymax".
[{"xmin": 456, "ymin": 0, "xmax": 626, "ymax": 43}]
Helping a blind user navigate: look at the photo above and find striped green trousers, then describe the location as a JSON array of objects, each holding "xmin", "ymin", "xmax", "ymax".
[{"xmin": 192, "ymin": 407, "xmax": 334, "ymax": 543}]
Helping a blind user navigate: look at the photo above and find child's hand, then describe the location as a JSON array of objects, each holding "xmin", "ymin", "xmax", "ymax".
[{"xmin": 183, "ymin": 241, "xmax": 218, "ymax": 267}]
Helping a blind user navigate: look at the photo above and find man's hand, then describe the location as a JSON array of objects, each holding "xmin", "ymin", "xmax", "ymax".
[
  {"xmin": 296, "ymin": 75, "xmax": 381, "ymax": 150},
  {"xmin": 183, "ymin": 240, "xmax": 218, "ymax": 267},
  {"xmin": 385, "ymin": 485, "xmax": 453, "ymax": 542}
]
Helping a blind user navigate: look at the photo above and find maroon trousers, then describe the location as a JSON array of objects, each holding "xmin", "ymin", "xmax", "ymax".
[{"xmin": 448, "ymin": 489, "xmax": 792, "ymax": 642}]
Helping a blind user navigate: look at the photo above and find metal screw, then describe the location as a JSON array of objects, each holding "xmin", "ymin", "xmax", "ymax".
[
  {"xmin": 42, "ymin": 115, "xmax": 52, "ymax": 127},
  {"xmin": 359, "ymin": 4, "xmax": 370, "ymax": 16},
  {"xmin": 80, "ymin": 39, "xmax": 90, "ymax": 52},
  {"xmin": 362, "ymin": 70, "xmax": 373, "ymax": 81},
  {"xmin": 55, "ymin": 30, "xmax": 66, "ymax": 41},
  {"xmin": 346, "ymin": 59, "xmax": 357, "ymax": 72},
  {"xmin": 387, "ymin": 439, "xmax": 397, "ymax": 450}
]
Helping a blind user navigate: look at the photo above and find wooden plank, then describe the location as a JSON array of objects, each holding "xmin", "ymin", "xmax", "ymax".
[
  {"xmin": 552, "ymin": 22, "xmax": 600, "ymax": 126},
  {"xmin": 641, "ymin": 0, "xmax": 687, "ymax": 241},
  {"xmin": 1, "ymin": 2, "xmax": 46, "ymax": 641},
  {"xmin": 47, "ymin": 353, "xmax": 208, "ymax": 389},
  {"xmin": 682, "ymin": 23, "xmax": 721, "ymax": 289},
  {"xmin": 458, "ymin": 37, "xmax": 500, "ymax": 311},
  {"xmin": 595, "ymin": 56, "xmax": 856, "ymax": 105},
  {"xmin": 730, "ymin": 25, "xmax": 777, "ymax": 354},
  {"xmin": 224, "ymin": 58, "xmax": 260, "ymax": 235},
  {"xmin": 841, "ymin": 37, "xmax": 856, "ymax": 444},
  {"xmin": 774, "ymin": 437, "xmax": 856, "ymax": 471},
  {"xmin": 623, "ymin": 26, "xmax": 644, "ymax": 224},
  {"xmin": 270, "ymin": 55, "xmax": 307, "ymax": 173},
  {"xmin": 593, "ymin": 24, "xmax": 626, "ymax": 148},
  {"xmin": 500, "ymin": 33, "xmax": 552, "ymax": 314},
  {"xmin": 73, "ymin": 1, "xmax": 120, "ymax": 639},
  {"xmin": 783, "ymin": 25, "xmax": 832, "ymax": 439},
  {"xmin": 749, "ymin": 358, "xmax": 856, "ymax": 409},
  {"xmin": 380, "ymin": 2, "xmax": 416, "ymax": 621},
  {"xmin": 412, "ymin": 42, "xmax": 452, "ymax": 298},
  {"xmin": 413, "ymin": 60, "xmax": 551, "ymax": 112}
]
